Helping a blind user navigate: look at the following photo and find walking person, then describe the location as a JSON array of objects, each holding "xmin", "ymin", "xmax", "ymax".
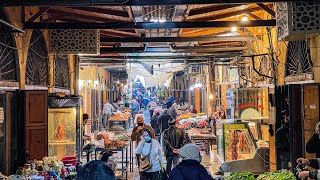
[
  {"xmin": 102, "ymin": 101, "xmax": 114, "ymax": 128},
  {"xmin": 275, "ymin": 110, "xmax": 290, "ymax": 170},
  {"xmin": 142, "ymin": 97, "xmax": 149, "ymax": 110},
  {"xmin": 131, "ymin": 117, "xmax": 155, "ymax": 168},
  {"xmin": 131, "ymin": 99, "xmax": 141, "ymax": 127},
  {"xmin": 169, "ymin": 144, "xmax": 213, "ymax": 180},
  {"xmin": 168, "ymin": 103, "xmax": 178, "ymax": 119},
  {"xmin": 306, "ymin": 122, "xmax": 320, "ymax": 158},
  {"xmin": 148, "ymin": 99, "xmax": 158, "ymax": 117},
  {"xmin": 163, "ymin": 117, "xmax": 185, "ymax": 176},
  {"xmin": 136, "ymin": 129, "xmax": 164, "ymax": 180},
  {"xmin": 151, "ymin": 109, "xmax": 161, "ymax": 142},
  {"xmin": 158, "ymin": 109, "xmax": 171, "ymax": 134}
]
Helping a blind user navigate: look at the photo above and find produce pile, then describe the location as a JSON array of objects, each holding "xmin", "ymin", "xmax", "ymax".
[
  {"xmin": 177, "ymin": 121, "xmax": 209, "ymax": 130},
  {"xmin": 109, "ymin": 113, "xmax": 131, "ymax": 121},
  {"xmin": 105, "ymin": 140, "xmax": 126, "ymax": 149},
  {"xmin": 116, "ymin": 135, "xmax": 131, "ymax": 141},
  {"xmin": 257, "ymin": 170, "xmax": 295, "ymax": 180},
  {"xmin": 226, "ymin": 172, "xmax": 255, "ymax": 180},
  {"xmin": 110, "ymin": 125, "xmax": 125, "ymax": 131},
  {"xmin": 226, "ymin": 171, "xmax": 295, "ymax": 180}
]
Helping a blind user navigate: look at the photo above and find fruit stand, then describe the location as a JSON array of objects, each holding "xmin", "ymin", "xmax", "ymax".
[
  {"xmin": 108, "ymin": 112, "xmax": 131, "ymax": 131},
  {"xmin": 176, "ymin": 112, "xmax": 216, "ymax": 153}
]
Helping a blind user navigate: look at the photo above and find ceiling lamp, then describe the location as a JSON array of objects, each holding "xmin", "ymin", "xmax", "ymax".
[
  {"xmin": 241, "ymin": 16, "xmax": 248, "ymax": 22},
  {"xmin": 231, "ymin": 26, "xmax": 237, "ymax": 32}
]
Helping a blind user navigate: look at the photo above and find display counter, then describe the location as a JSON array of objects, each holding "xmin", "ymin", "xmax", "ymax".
[
  {"xmin": 216, "ymin": 121, "xmax": 269, "ymax": 174},
  {"xmin": 48, "ymin": 96, "xmax": 81, "ymax": 162}
]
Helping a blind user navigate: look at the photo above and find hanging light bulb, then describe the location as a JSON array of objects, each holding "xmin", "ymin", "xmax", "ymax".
[
  {"xmin": 231, "ymin": 26, "xmax": 237, "ymax": 32},
  {"xmin": 241, "ymin": 16, "xmax": 248, "ymax": 21}
]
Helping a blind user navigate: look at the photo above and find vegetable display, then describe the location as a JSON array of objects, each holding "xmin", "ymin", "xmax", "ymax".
[
  {"xmin": 117, "ymin": 135, "xmax": 131, "ymax": 141},
  {"xmin": 257, "ymin": 170, "xmax": 295, "ymax": 180},
  {"xmin": 225, "ymin": 172, "xmax": 255, "ymax": 180},
  {"xmin": 226, "ymin": 171, "xmax": 295, "ymax": 180}
]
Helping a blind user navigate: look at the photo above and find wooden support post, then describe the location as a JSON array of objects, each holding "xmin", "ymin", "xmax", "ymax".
[
  {"xmin": 68, "ymin": 54, "xmax": 75, "ymax": 95},
  {"xmin": 195, "ymin": 88, "xmax": 201, "ymax": 112},
  {"xmin": 48, "ymin": 53, "xmax": 55, "ymax": 93}
]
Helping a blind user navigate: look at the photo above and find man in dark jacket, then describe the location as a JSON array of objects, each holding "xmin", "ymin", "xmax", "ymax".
[
  {"xmin": 163, "ymin": 117, "xmax": 185, "ymax": 176},
  {"xmin": 166, "ymin": 99, "xmax": 173, "ymax": 109},
  {"xmin": 151, "ymin": 109, "xmax": 161, "ymax": 141},
  {"xmin": 158, "ymin": 109, "xmax": 171, "ymax": 133},
  {"xmin": 275, "ymin": 110, "xmax": 290, "ymax": 170},
  {"xmin": 169, "ymin": 144, "xmax": 213, "ymax": 180},
  {"xmin": 296, "ymin": 157, "xmax": 320, "ymax": 180},
  {"xmin": 306, "ymin": 122, "xmax": 320, "ymax": 158}
]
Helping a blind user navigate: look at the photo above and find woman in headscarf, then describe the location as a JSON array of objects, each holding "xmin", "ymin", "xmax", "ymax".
[{"xmin": 169, "ymin": 144, "xmax": 213, "ymax": 180}]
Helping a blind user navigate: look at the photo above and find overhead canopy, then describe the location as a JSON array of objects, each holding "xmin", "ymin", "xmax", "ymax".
[{"xmin": 128, "ymin": 60, "xmax": 185, "ymax": 88}]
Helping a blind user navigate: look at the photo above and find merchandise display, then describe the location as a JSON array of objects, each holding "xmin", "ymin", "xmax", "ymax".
[{"xmin": 48, "ymin": 108, "xmax": 77, "ymax": 161}]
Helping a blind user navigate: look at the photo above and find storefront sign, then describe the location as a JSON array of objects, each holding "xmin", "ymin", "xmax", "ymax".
[{"xmin": 0, "ymin": 107, "xmax": 3, "ymax": 123}]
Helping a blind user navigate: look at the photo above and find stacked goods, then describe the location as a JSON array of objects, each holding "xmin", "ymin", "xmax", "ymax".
[
  {"xmin": 110, "ymin": 125, "xmax": 125, "ymax": 131},
  {"xmin": 196, "ymin": 112, "xmax": 206, "ymax": 116},
  {"xmin": 105, "ymin": 140, "xmax": 126, "ymax": 149},
  {"xmin": 177, "ymin": 113, "xmax": 192, "ymax": 120},
  {"xmin": 109, "ymin": 113, "xmax": 130, "ymax": 121},
  {"xmin": 197, "ymin": 120, "xmax": 208, "ymax": 127}
]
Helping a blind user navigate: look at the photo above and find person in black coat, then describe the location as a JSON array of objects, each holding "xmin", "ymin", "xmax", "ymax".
[
  {"xmin": 158, "ymin": 110, "xmax": 171, "ymax": 133},
  {"xmin": 275, "ymin": 110, "xmax": 290, "ymax": 170},
  {"xmin": 151, "ymin": 109, "xmax": 161, "ymax": 141},
  {"xmin": 169, "ymin": 144, "xmax": 213, "ymax": 180},
  {"xmin": 306, "ymin": 122, "xmax": 320, "ymax": 158}
]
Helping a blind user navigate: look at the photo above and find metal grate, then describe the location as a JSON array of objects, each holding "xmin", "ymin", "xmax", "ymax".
[
  {"xmin": 26, "ymin": 29, "xmax": 48, "ymax": 86},
  {"xmin": 286, "ymin": 40, "xmax": 312, "ymax": 76},
  {"xmin": 0, "ymin": 9, "xmax": 18, "ymax": 81},
  {"xmin": 54, "ymin": 55, "xmax": 69, "ymax": 89}
]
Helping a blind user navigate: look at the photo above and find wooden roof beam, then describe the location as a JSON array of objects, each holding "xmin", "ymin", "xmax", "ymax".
[
  {"xmin": 246, "ymin": 12, "xmax": 263, "ymax": 20},
  {"xmin": 46, "ymin": 10, "xmax": 118, "ymax": 22},
  {"xmin": 49, "ymin": 7, "xmax": 132, "ymax": 22},
  {"xmin": 24, "ymin": 20, "xmax": 277, "ymax": 29},
  {"xmin": 188, "ymin": 4, "xmax": 244, "ymax": 17},
  {"xmin": 69, "ymin": 7, "xmax": 129, "ymax": 17},
  {"xmin": 256, "ymin": 3, "xmax": 275, "ymax": 17},
  {"xmin": 188, "ymin": 6, "xmax": 269, "ymax": 21},
  {"xmin": 27, "ymin": 7, "xmax": 50, "ymax": 22},
  {"xmin": 100, "ymin": 29, "xmax": 138, "ymax": 37}
]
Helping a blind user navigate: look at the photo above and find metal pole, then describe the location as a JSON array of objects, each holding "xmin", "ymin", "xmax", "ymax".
[{"xmin": 0, "ymin": 19, "xmax": 25, "ymax": 33}]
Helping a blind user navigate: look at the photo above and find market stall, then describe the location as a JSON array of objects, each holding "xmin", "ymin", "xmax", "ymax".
[
  {"xmin": 176, "ymin": 112, "xmax": 216, "ymax": 153},
  {"xmin": 108, "ymin": 112, "xmax": 131, "ymax": 131}
]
